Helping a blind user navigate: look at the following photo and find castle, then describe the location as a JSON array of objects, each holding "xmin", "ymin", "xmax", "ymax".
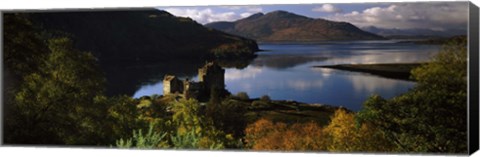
[{"xmin": 163, "ymin": 62, "xmax": 225, "ymax": 100}]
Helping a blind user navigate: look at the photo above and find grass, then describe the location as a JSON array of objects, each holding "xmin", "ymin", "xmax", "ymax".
[
  {"xmin": 245, "ymin": 100, "xmax": 343, "ymax": 127},
  {"xmin": 147, "ymin": 94, "xmax": 343, "ymax": 128}
]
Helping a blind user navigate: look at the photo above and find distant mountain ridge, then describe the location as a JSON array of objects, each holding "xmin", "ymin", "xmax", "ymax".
[
  {"xmin": 361, "ymin": 26, "xmax": 467, "ymax": 39},
  {"xmin": 205, "ymin": 10, "xmax": 385, "ymax": 42},
  {"xmin": 25, "ymin": 9, "xmax": 259, "ymax": 62}
]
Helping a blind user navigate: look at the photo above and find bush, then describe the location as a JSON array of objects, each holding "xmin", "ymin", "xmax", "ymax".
[
  {"xmin": 236, "ymin": 92, "xmax": 250, "ymax": 100},
  {"xmin": 260, "ymin": 95, "xmax": 271, "ymax": 102},
  {"xmin": 251, "ymin": 100, "xmax": 272, "ymax": 109}
]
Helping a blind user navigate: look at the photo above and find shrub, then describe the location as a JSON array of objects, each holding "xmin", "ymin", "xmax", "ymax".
[
  {"xmin": 260, "ymin": 95, "xmax": 271, "ymax": 102},
  {"xmin": 236, "ymin": 92, "xmax": 250, "ymax": 100},
  {"xmin": 116, "ymin": 123, "xmax": 168, "ymax": 149}
]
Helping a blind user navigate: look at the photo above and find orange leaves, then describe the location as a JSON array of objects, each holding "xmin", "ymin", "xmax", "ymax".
[
  {"xmin": 282, "ymin": 122, "xmax": 326, "ymax": 151},
  {"xmin": 244, "ymin": 118, "xmax": 326, "ymax": 151},
  {"xmin": 244, "ymin": 109, "xmax": 393, "ymax": 152},
  {"xmin": 244, "ymin": 118, "xmax": 278, "ymax": 149}
]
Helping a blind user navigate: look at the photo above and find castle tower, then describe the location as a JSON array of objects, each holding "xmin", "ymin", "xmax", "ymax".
[
  {"xmin": 163, "ymin": 75, "xmax": 184, "ymax": 95},
  {"xmin": 183, "ymin": 80, "xmax": 203, "ymax": 99},
  {"xmin": 198, "ymin": 62, "xmax": 225, "ymax": 90}
]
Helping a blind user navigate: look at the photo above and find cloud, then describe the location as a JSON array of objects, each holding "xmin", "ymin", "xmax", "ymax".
[
  {"xmin": 221, "ymin": 6, "xmax": 263, "ymax": 12},
  {"xmin": 165, "ymin": 8, "xmax": 240, "ymax": 24},
  {"xmin": 326, "ymin": 2, "xmax": 468, "ymax": 30},
  {"xmin": 240, "ymin": 12, "xmax": 254, "ymax": 18},
  {"xmin": 312, "ymin": 4, "xmax": 343, "ymax": 13},
  {"xmin": 164, "ymin": 6, "xmax": 263, "ymax": 24}
]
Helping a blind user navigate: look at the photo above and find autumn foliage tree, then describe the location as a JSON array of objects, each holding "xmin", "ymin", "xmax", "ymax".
[
  {"xmin": 244, "ymin": 118, "xmax": 327, "ymax": 151},
  {"xmin": 244, "ymin": 109, "xmax": 394, "ymax": 152},
  {"xmin": 323, "ymin": 109, "xmax": 393, "ymax": 152},
  {"xmin": 323, "ymin": 109, "xmax": 359, "ymax": 151}
]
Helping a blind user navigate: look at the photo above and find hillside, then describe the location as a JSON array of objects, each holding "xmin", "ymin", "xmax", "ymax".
[
  {"xmin": 361, "ymin": 26, "xmax": 467, "ymax": 39},
  {"xmin": 205, "ymin": 10, "xmax": 385, "ymax": 42},
  {"xmin": 22, "ymin": 9, "xmax": 259, "ymax": 63}
]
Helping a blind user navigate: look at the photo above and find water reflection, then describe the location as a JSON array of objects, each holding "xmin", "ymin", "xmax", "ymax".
[
  {"xmin": 286, "ymin": 79, "xmax": 325, "ymax": 91},
  {"xmin": 223, "ymin": 41, "xmax": 439, "ymax": 111},
  {"xmin": 255, "ymin": 41, "xmax": 439, "ymax": 67},
  {"xmin": 251, "ymin": 54, "xmax": 328, "ymax": 69},
  {"xmin": 133, "ymin": 41, "xmax": 440, "ymax": 111},
  {"xmin": 224, "ymin": 64, "xmax": 415, "ymax": 111},
  {"xmin": 225, "ymin": 67, "xmax": 263, "ymax": 80}
]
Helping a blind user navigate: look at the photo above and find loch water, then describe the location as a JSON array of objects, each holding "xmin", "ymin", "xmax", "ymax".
[{"xmin": 131, "ymin": 40, "xmax": 440, "ymax": 111}]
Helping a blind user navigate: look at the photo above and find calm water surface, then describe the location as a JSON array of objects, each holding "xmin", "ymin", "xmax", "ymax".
[{"xmin": 133, "ymin": 40, "xmax": 440, "ymax": 111}]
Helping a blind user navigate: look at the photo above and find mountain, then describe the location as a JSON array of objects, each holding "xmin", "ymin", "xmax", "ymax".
[
  {"xmin": 205, "ymin": 11, "xmax": 385, "ymax": 42},
  {"xmin": 23, "ymin": 9, "xmax": 259, "ymax": 63},
  {"xmin": 361, "ymin": 26, "xmax": 467, "ymax": 39}
]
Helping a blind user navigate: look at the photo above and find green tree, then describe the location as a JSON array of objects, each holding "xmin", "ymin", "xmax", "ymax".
[
  {"xmin": 170, "ymin": 98, "xmax": 227, "ymax": 149},
  {"xmin": 357, "ymin": 38, "xmax": 468, "ymax": 153},
  {"xmin": 214, "ymin": 98, "xmax": 248, "ymax": 139},
  {"xmin": 3, "ymin": 14, "xmax": 51, "ymax": 143},
  {"xmin": 93, "ymin": 95, "xmax": 145, "ymax": 145},
  {"xmin": 3, "ymin": 13, "xmax": 48, "ymax": 78},
  {"xmin": 6, "ymin": 38, "xmax": 106, "ymax": 145}
]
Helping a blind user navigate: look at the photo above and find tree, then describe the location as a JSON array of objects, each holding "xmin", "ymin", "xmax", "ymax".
[
  {"xmin": 323, "ymin": 109, "xmax": 393, "ymax": 152},
  {"xmin": 244, "ymin": 118, "xmax": 327, "ymax": 151},
  {"xmin": 3, "ymin": 14, "xmax": 51, "ymax": 144},
  {"xmin": 95, "ymin": 95, "xmax": 144, "ymax": 145},
  {"xmin": 221, "ymin": 99, "xmax": 248, "ymax": 137},
  {"xmin": 170, "ymin": 98, "xmax": 228, "ymax": 149},
  {"xmin": 357, "ymin": 38, "xmax": 468, "ymax": 153},
  {"xmin": 323, "ymin": 109, "xmax": 359, "ymax": 152},
  {"xmin": 3, "ymin": 13, "xmax": 48, "ymax": 78},
  {"xmin": 5, "ymin": 38, "xmax": 106, "ymax": 145}
]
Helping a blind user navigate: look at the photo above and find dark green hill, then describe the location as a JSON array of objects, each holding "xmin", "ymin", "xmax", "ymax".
[
  {"xmin": 205, "ymin": 10, "xmax": 385, "ymax": 42},
  {"xmin": 6, "ymin": 9, "xmax": 259, "ymax": 96},
  {"xmin": 20, "ymin": 9, "xmax": 258, "ymax": 63}
]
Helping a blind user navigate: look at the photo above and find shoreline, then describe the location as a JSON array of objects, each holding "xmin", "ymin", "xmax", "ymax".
[{"xmin": 313, "ymin": 63, "xmax": 424, "ymax": 81}]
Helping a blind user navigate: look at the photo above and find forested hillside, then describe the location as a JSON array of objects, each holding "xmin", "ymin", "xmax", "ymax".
[{"xmin": 25, "ymin": 9, "xmax": 259, "ymax": 62}]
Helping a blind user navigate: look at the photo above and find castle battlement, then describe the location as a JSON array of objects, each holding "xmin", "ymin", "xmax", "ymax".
[{"xmin": 163, "ymin": 62, "xmax": 225, "ymax": 100}]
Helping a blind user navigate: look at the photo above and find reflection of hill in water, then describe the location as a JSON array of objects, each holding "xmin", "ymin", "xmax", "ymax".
[
  {"xmin": 101, "ymin": 58, "xmax": 253, "ymax": 96},
  {"xmin": 251, "ymin": 54, "xmax": 328, "ymax": 69}
]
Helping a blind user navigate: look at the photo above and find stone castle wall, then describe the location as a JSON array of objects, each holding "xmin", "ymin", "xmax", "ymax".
[{"xmin": 163, "ymin": 62, "xmax": 225, "ymax": 100}]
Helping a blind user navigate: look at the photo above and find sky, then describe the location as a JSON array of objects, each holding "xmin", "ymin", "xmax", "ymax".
[{"xmin": 157, "ymin": 2, "xmax": 468, "ymax": 31}]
